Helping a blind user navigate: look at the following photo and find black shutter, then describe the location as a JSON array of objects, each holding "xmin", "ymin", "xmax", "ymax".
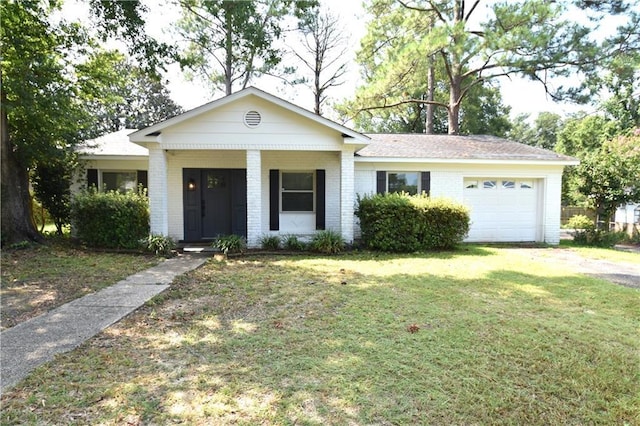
[
  {"xmin": 87, "ymin": 169, "xmax": 98, "ymax": 189},
  {"xmin": 316, "ymin": 169, "xmax": 325, "ymax": 230},
  {"xmin": 376, "ymin": 171, "xmax": 386, "ymax": 194},
  {"xmin": 421, "ymin": 171, "xmax": 431, "ymax": 196},
  {"xmin": 137, "ymin": 170, "xmax": 148, "ymax": 192},
  {"xmin": 269, "ymin": 169, "xmax": 279, "ymax": 230}
]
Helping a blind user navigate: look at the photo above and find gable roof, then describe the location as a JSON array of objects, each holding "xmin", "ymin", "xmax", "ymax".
[
  {"xmin": 77, "ymin": 128, "xmax": 147, "ymax": 157},
  {"xmin": 356, "ymin": 134, "xmax": 579, "ymax": 165},
  {"xmin": 129, "ymin": 86, "xmax": 369, "ymax": 145}
]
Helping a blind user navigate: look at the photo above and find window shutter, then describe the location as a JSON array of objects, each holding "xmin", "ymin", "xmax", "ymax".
[
  {"xmin": 421, "ymin": 171, "xmax": 431, "ymax": 196},
  {"xmin": 376, "ymin": 171, "xmax": 386, "ymax": 194},
  {"xmin": 269, "ymin": 169, "xmax": 279, "ymax": 230},
  {"xmin": 87, "ymin": 169, "xmax": 98, "ymax": 189},
  {"xmin": 316, "ymin": 169, "xmax": 325, "ymax": 230},
  {"xmin": 137, "ymin": 170, "xmax": 148, "ymax": 192}
]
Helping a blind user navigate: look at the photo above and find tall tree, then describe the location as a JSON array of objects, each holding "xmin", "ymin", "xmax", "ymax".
[
  {"xmin": 176, "ymin": 0, "xmax": 317, "ymax": 96},
  {"xmin": 347, "ymin": 74, "xmax": 511, "ymax": 135},
  {"xmin": 575, "ymin": 131, "xmax": 640, "ymax": 226},
  {"xmin": 78, "ymin": 52, "xmax": 184, "ymax": 136},
  {"xmin": 293, "ymin": 8, "xmax": 349, "ymax": 115},
  {"xmin": 347, "ymin": 0, "xmax": 639, "ymax": 134},
  {"xmin": 508, "ymin": 112, "xmax": 563, "ymax": 149},
  {"xmin": 1, "ymin": 1, "xmax": 89, "ymax": 245},
  {"xmin": 1, "ymin": 0, "xmax": 170, "ymax": 245}
]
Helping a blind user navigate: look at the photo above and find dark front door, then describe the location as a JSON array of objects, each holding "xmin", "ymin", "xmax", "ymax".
[{"xmin": 183, "ymin": 169, "xmax": 247, "ymax": 241}]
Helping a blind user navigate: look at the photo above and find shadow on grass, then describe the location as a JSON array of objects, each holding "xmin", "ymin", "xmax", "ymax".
[{"xmin": 2, "ymin": 253, "xmax": 639, "ymax": 425}]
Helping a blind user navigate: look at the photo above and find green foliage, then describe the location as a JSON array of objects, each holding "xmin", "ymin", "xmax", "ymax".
[
  {"xmin": 212, "ymin": 234, "xmax": 246, "ymax": 255},
  {"xmin": 141, "ymin": 234, "xmax": 177, "ymax": 258},
  {"xmin": 572, "ymin": 229, "xmax": 626, "ymax": 248},
  {"xmin": 356, "ymin": 193, "xmax": 470, "ymax": 252},
  {"xmin": 31, "ymin": 155, "xmax": 77, "ymax": 235},
  {"xmin": 309, "ymin": 230, "xmax": 345, "ymax": 254},
  {"xmin": 573, "ymin": 132, "xmax": 640, "ymax": 223},
  {"xmin": 567, "ymin": 214, "xmax": 595, "ymax": 231},
  {"xmin": 568, "ymin": 214, "xmax": 625, "ymax": 247},
  {"xmin": 259, "ymin": 234, "xmax": 281, "ymax": 250},
  {"xmin": 341, "ymin": 0, "xmax": 636, "ymax": 134},
  {"xmin": 70, "ymin": 189, "xmax": 149, "ymax": 249},
  {"xmin": 507, "ymin": 112, "xmax": 563, "ymax": 150},
  {"xmin": 282, "ymin": 234, "xmax": 306, "ymax": 251}
]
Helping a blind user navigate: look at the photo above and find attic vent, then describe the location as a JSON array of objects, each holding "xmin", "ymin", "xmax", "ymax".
[{"xmin": 244, "ymin": 110, "xmax": 262, "ymax": 128}]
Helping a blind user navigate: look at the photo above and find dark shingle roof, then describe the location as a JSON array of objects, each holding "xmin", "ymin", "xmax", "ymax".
[{"xmin": 357, "ymin": 134, "xmax": 577, "ymax": 162}]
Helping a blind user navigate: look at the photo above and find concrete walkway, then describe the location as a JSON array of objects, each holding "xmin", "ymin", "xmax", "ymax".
[{"xmin": 0, "ymin": 254, "xmax": 208, "ymax": 393}]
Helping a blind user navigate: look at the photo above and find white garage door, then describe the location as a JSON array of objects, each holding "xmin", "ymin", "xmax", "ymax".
[{"xmin": 463, "ymin": 178, "xmax": 539, "ymax": 242}]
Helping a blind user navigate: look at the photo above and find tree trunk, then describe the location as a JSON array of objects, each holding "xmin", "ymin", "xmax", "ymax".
[
  {"xmin": 224, "ymin": 4, "xmax": 233, "ymax": 96},
  {"xmin": 448, "ymin": 72, "xmax": 462, "ymax": 134},
  {"xmin": 425, "ymin": 55, "xmax": 435, "ymax": 134},
  {"xmin": 1, "ymin": 88, "xmax": 42, "ymax": 246}
]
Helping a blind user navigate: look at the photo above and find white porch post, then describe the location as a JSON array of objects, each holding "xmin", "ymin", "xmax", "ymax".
[
  {"xmin": 246, "ymin": 150, "xmax": 262, "ymax": 248},
  {"xmin": 148, "ymin": 144, "xmax": 169, "ymax": 236},
  {"xmin": 340, "ymin": 147, "xmax": 355, "ymax": 243}
]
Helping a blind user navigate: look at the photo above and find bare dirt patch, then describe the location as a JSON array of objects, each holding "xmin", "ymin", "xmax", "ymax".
[{"xmin": 1, "ymin": 243, "xmax": 159, "ymax": 330}]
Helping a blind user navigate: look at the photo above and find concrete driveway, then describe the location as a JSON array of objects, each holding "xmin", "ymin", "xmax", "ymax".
[{"xmin": 504, "ymin": 246, "xmax": 640, "ymax": 289}]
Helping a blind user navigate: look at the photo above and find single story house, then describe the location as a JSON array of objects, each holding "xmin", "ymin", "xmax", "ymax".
[{"xmin": 77, "ymin": 86, "xmax": 578, "ymax": 247}]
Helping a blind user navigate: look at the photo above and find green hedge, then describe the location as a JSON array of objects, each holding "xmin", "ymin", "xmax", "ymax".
[
  {"xmin": 355, "ymin": 193, "xmax": 470, "ymax": 252},
  {"xmin": 70, "ymin": 189, "xmax": 149, "ymax": 249}
]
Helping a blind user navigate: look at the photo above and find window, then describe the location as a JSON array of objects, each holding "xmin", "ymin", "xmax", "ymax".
[
  {"xmin": 483, "ymin": 180, "xmax": 497, "ymax": 189},
  {"xmin": 281, "ymin": 172, "xmax": 314, "ymax": 212},
  {"xmin": 520, "ymin": 180, "xmax": 533, "ymax": 189},
  {"xmin": 102, "ymin": 171, "xmax": 137, "ymax": 193},
  {"xmin": 502, "ymin": 180, "xmax": 515, "ymax": 189},
  {"xmin": 388, "ymin": 172, "xmax": 419, "ymax": 195},
  {"xmin": 464, "ymin": 179, "xmax": 479, "ymax": 189}
]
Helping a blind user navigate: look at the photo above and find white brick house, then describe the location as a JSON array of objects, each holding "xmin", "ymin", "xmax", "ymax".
[{"xmin": 78, "ymin": 87, "xmax": 578, "ymax": 247}]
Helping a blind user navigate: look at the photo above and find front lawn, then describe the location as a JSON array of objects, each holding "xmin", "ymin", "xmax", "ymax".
[
  {"xmin": 0, "ymin": 241, "xmax": 159, "ymax": 330},
  {"xmin": 1, "ymin": 247, "xmax": 638, "ymax": 425}
]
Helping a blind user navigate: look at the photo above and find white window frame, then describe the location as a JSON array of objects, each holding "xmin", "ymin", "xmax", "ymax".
[
  {"xmin": 387, "ymin": 171, "xmax": 420, "ymax": 195},
  {"xmin": 280, "ymin": 171, "xmax": 315, "ymax": 213},
  {"xmin": 101, "ymin": 170, "xmax": 138, "ymax": 193}
]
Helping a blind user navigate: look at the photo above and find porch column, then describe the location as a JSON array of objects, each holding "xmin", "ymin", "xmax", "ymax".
[
  {"xmin": 246, "ymin": 150, "xmax": 262, "ymax": 248},
  {"xmin": 148, "ymin": 144, "xmax": 169, "ymax": 236},
  {"xmin": 340, "ymin": 147, "xmax": 355, "ymax": 243}
]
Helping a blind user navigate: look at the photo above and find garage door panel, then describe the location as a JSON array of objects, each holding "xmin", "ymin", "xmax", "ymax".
[{"xmin": 464, "ymin": 178, "xmax": 539, "ymax": 242}]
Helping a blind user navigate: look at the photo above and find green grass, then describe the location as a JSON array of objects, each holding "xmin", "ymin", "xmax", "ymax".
[{"xmin": 1, "ymin": 247, "xmax": 638, "ymax": 425}]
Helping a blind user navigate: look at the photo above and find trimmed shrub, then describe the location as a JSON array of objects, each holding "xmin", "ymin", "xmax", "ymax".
[
  {"xmin": 356, "ymin": 193, "xmax": 470, "ymax": 252},
  {"xmin": 70, "ymin": 189, "xmax": 149, "ymax": 249},
  {"xmin": 310, "ymin": 230, "xmax": 345, "ymax": 254}
]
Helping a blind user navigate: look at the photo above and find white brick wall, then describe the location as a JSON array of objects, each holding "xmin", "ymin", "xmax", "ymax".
[
  {"xmin": 148, "ymin": 146, "xmax": 168, "ymax": 235},
  {"xmin": 246, "ymin": 150, "xmax": 262, "ymax": 247}
]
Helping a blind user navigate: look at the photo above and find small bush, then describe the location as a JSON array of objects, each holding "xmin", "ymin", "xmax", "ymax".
[
  {"xmin": 282, "ymin": 234, "xmax": 306, "ymax": 251},
  {"xmin": 70, "ymin": 189, "xmax": 149, "ymax": 249},
  {"xmin": 141, "ymin": 234, "xmax": 176, "ymax": 258},
  {"xmin": 567, "ymin": 214, "xmax": 624, "ymax": 247},
  {"xmin": 212, "ymin": 234, "xmax": 246, "ymax": 254},
  {"xmin": 260, "ymin": 234, "xmax": 281, "ymax": 250},
  {"xmin": 356, "ymin": 193, "xmax": 469, "ymax": 252},
  {"xmin": 567, "ymin": 214, "xmax": 595, "ymax": 231},
  {"xmin": 310, "ymin": 230, "xmax": 345, "ymax": 254}
]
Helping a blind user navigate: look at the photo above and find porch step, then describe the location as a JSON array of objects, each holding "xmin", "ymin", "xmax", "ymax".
[{"xmin": 177, "ymin": 242, "xmax": 217, "ymax": 253}]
